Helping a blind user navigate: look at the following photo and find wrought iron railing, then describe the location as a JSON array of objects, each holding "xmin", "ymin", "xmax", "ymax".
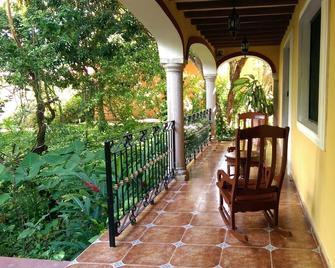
[
  {"xmin": 104, "ymin": 121, "xmax": 175, "ymax": 247},
  {"xmin": 184, "ymin": 109, "xmax": 212, "ymax": 165}
]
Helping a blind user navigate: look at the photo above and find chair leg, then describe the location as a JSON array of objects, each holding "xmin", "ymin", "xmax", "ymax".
[
  {"xmin": 231, "ymin": 212, "xmax": 236, "ymax": 230},
  {"xmin": 219, "ymin": 190, "xmax": 223, "ymax": 208},
  {"xmin": 274, "ymin": 207, "xmax": 279, "ymax": 226},
  {"xmin": 230, "ymin": 211, "xmax": 249, "ymax": 243},
  {"xmin": 227, "ymin": 164, "xmax": 231, "ymax": 176}
]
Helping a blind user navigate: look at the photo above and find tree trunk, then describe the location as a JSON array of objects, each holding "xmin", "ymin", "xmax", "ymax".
[
  {"xmin": 226, "ymin": 57, "xmax": 248, "ymax": 125},
  {"xmin": 6, "ymin": 1, "xmax": 47, "ymax": 154},
  {"xmin": 31, "ymin": 76, "xmax": 48, "ymax": 154},
  {"xmin": 97, "ymin": 93, "xmax": 107, "ymax": 130}
]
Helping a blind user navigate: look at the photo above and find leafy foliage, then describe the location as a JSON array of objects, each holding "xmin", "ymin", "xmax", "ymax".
[
  {"xmin": 0, "ymin": 140, "xmax": 107, "ymax": 260},
  {"xmin": 215, "ymin": 76, "xmax": 236, "ymax": 140},
  {"xmin": 233, "ymin": 74, "xmax": 274, "ymax": 115},
  {"xmin": 184, "ymin": 74, "xmax": 205, "ymax": 115},
  {"xmin": 0, "ymin": 5, "xmax": 168, "ymax": 255},
  {"xmin": 0, "ymin": 0, "xmax": 206, "ymax": 262},
  {"xmin": 0, "ymin": 0, "xmax": 165, "ymax": 150}
]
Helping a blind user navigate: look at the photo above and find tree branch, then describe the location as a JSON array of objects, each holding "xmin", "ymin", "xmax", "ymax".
[{"xmin": 5, "ymin": 0, "xmax": 22, "ymax": 48}]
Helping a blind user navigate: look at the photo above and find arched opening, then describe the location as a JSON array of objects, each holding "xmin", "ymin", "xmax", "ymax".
[
  {"xmin": 217, "ymin": 51, "xmax": 277, "ymax": 74},
  {"xmin": 183, "ymin": 42, "xmax": 217, "ymax": 116},
  {"xmin": 215, "ymin": 55, "xmax": 275, "ymax": 140}
]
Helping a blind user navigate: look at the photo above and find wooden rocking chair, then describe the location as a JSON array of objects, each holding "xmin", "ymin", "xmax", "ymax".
[
  {"xmin": 226, "ymin": 112, "xmax": 268, "ymax": 176},
  {"xmin": 217, "ymin": 125, "xmax": 290, "ymax": 242}
]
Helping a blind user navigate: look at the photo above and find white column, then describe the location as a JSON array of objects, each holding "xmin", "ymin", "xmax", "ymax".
[
  {"xmin": 163, "ymin": 62, "xmax": 187, "ymax": 176},
  {"xmin": 272, "ymin": 73, "xmax": 279, "ymax": 126},
  {"xmin": 205, "ymin": 74, "xmax": 217, "ymax": 137}
]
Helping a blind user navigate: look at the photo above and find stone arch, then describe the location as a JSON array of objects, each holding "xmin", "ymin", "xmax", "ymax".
[
  {"xmin": 217, "ymin": 51, "xmax": 277, "ymax": 73},
  {"xmin": 186, "ymin": 37, "xmax": 217, "ymax": 76}
]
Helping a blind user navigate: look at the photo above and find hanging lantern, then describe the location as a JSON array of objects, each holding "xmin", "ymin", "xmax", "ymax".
[
  {"xmin": 241, "ymin": 37, "xmax": 249, "ymax": 56},
  {"xmin": 228, "ymin": 7, "xmax": 240, "ymax": 38}
]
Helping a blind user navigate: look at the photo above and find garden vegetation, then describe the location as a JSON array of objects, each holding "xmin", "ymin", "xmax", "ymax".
[{"xmin": 0, "ymin": 0, "xmax": 272, "ymax": 261}]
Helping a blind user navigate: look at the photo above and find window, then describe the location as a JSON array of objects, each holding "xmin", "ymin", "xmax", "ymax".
[
  {"xmin": 308, "ymin": 10, "xmax": 321, "ymax": 123},
  {"xmin": 297, "ymin": 0, "xmax": 328, "ymax": 150}
]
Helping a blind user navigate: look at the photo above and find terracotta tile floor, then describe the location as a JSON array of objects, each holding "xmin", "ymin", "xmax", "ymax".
[{"xmin": 68, "ymin": 142, "xmax": 327, "ymax": 268}]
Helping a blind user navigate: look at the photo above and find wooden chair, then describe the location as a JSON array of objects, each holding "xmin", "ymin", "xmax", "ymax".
[
  {"xmin": 226, "ymin": 112, "xmax": 268, "ymax": 176},
  {"xmin": 217, "ymin": 125, "xmax": 290, "ymax": 241}
]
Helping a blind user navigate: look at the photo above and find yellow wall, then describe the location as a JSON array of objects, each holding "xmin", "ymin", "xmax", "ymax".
[{"xmin": 278, "ymin": 0, "xmax": 335, "ymax": 266}]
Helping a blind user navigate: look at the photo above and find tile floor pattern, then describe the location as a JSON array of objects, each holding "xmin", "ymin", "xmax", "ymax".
[{"xmin": 67, "ymin": 143, "xmax": 327, "ymax": 268}]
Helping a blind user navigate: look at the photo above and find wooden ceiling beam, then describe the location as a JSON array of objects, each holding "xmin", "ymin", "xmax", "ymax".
[
  {"xmin": 204, "ymin": 35, "xmax": 285, "ymax": 41},
  {"xmin": 197, "ymin": 22, "xmax": 287, "ymax": 31},
  {"xmin": 205, "ymin": 36, "xmax": 285, "ymax": 42},
  {"xmin": 200, "ymin": 28, "xmax": 286, "ymax": 37},
  {"xmin": 211, "ymin": 39, "xmax": 281, "ymax": 46},
  {"xmin": 191, "ymin": 14, "xmax": 292, "ymax": 25},
  {"xmin": 177, "ymin": 0, "xmax": 298, "ymax": 11},
  {"xmin": 202, "ymin": 28, "xmax": 286, "ymax": 36},
  {"xmin": 197, "ymin": 21, "xmax": 287, "ymax": 31},
  {"xmin": 214, "ymin": 43, "xmax": 280, "ymax": 48},
  {"xmin": 207, "ymin": 34, "xmax": 284, "ymax": 42},
  {"xmin": 184, "ymin": 6, "xmax": 295, "ymax": 18}
]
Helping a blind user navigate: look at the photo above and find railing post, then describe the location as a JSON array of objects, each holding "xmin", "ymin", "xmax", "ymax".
[
  {"xmin": 208, "ymin": 108, "xmax": 212, "ymax": 141},
  {"xmin": 104, "ymin": 141, "xmax": 116, "ymax": 247},
  {"xmin": 172, "ymin": 120, "xmax": 176, "ymax": 173},
  {"xmin": 205, "ymin": 74, "xmax": 217, "ymax": 137}
]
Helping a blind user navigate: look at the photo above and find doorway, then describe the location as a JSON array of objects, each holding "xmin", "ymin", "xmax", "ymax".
[
  {"xmin": 282, "ymin": 34, "xmax": 292, "ymax": 175},
  {"xmin": 282, "ymin": 41, "xmax": 291, "ymax": 127}
]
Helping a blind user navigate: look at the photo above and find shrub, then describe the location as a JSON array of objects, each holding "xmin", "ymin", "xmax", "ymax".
[
  {"xmin": 0, "ymin": 140, "xmax": 107, "ymax": 260},
  {"xmin": 61, "ymin": 96, "xmax": 85, "ymax": 124}
]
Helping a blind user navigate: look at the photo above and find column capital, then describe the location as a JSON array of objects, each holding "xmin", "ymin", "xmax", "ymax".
[
  {"xmin": 162, "ymin": 62, "xmax": 185, "ymax": 72},
  {"xmin": 204, "ymin": 74, "xmax": 217, "ymax": 81}
]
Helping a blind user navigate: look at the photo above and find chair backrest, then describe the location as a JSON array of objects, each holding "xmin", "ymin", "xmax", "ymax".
[
  {"xmin": 233, "ymin": 125, "xmax": 289, "ymax": 194},
  {"xmin": 238, "ymin": 112, "xmax": 268, "ymax": 129},
  {"xmin": 238, "ymin": 112, "xmax": 268, "ymax": 151}
]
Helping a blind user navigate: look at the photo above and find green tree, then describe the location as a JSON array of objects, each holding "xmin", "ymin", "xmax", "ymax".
[
  {"xmin": 0, "ymin": 0, "xmax": 66, "ymax": 153},
  {"xmin": 0, "ymin": 0, "xmax": 165, "ymax": 148}
]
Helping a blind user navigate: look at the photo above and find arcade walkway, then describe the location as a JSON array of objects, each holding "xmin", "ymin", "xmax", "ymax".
[{"xmin": 68, "ymin": 143, "xmax": 326, "ymax": 268}]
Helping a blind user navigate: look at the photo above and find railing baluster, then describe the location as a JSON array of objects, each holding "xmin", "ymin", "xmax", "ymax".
[
  {"xmin": 104, "ymin": 141, "xmax": 116, "ymax": 247},
  {"xmin": 104, "ymin": 121, "xmax": 177, "ymax": 247},
  {"xmin": 184, "ymin": 109, "xmax": 212, "ymax": 165},
  {"xmin": 112, "ymin": 145, "xmax": 120, "ymax": 223}
]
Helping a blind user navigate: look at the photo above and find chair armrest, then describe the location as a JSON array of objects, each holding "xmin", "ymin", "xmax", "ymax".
[
  {"xmin": 217, "ymin": 169, "xmax": 234, "ymax": 188},
  {"xmin": 227, "ymin": 146, "xmax": 236, "ymax": 153}
]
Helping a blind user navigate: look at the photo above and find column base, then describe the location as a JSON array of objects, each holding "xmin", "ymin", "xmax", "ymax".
[{"xmin": 175, "ymin": 168, "xmax": 189, "ymax": 181}]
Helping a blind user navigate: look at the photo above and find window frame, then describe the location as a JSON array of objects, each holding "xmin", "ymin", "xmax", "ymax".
[{"xmin": 297, "ymin": 0, "xmax": 329, "ymax": 151}]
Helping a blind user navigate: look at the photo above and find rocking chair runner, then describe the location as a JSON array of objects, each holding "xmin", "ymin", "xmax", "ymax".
[{"xmin": 217, "ymin": 125, "xmax": 290, "ymax": 240}]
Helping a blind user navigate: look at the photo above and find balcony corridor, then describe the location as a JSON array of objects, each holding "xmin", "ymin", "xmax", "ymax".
[{"xmin": 68, "ymin": 142, "xmax": 327, "ymax": 268}]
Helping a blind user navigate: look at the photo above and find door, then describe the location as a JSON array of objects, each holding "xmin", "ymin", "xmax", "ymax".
[{"xmin": 282, "ymin": 45, "xmax": 291, "ymax": 127}]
